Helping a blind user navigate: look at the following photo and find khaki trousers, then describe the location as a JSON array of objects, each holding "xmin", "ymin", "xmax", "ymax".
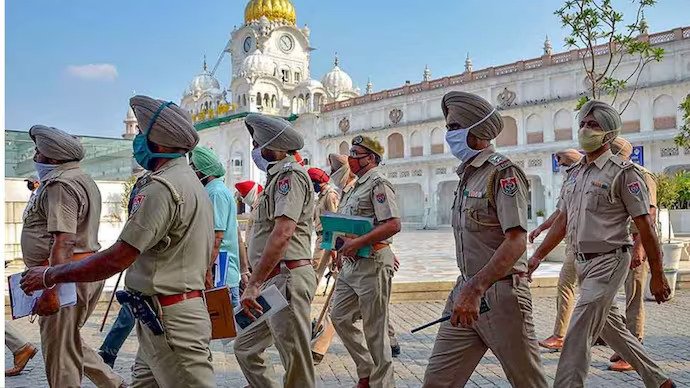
[
  {"xmin": 554, "ymin": 250, "xmax": 667, "ymax": 387},
  {"xmin": 422, "ymin": 275, "xmax": 547, "ymax": 388},
  {"xmin": 554, "ymin": 248, "xmax": 578, "ymax": 337},
  {"xmin": 131, "ymin": 296, "xmax": 214, "ymax": 388},
  {"xmin": 331, "ymin": 247, "xmax": 395, "ymax": 388},
  {"xmin": 39, "ymin": 280, "xmax": 124, "ymax": 388},
  {"xmin": 234, "ymin": 264, "xmax": 317, "ymax": 388},
  {"xmin": 625, "ymin": 261, "xmax": 648, "ymax": 341},
  {"xmin": 5, "ymin": 323, "xmax": 29, "ymax": 353}
]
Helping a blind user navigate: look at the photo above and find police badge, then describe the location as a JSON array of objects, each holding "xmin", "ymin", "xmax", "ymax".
[
  {"xmin": 499, "ymin": 177, "xmax": 519, "ymax": 196},
  {"xmin": 278, "ymin": 178, "xmax": 290, "ymax": 195}
]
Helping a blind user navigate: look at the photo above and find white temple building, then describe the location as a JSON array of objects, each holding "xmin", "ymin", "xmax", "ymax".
[{"xmin": 158, "ymin": 0, "xmax": 690, "ymax": 228}]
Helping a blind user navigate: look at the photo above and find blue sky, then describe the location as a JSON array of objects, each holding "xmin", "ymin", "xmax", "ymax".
[{"xmin": 6, "ymin": 0, "xmax": 689, "ymax": 138}]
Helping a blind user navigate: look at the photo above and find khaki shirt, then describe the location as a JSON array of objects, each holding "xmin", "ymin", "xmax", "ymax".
[
  {"xmin": 120, "ymin": 158, "xmax": 214, "ymax": 296},
  {"xmin": 338, "ymin": 167, "xmax": 400, "ymax": 244},
  {"xmin": 314, "ymin": 184, "xmax": 339, "ymax": 233},
  {"xmin": 558, "ymin": 150, "xmax": 650, "ymax": 254},
  {"xmin": 21, "ymin": 162, "xmax": 102, "ymax": 267},
  {"xmin": 451, "ymin": 146, "xmax": 529, "ymax": 278},
  {"xmin": 248, "ymin": 155, "xmax": 314, "ymax": 268},
  {"xmin": 629, "ymin": 165, "xmax": 657, "ymax": 234}
]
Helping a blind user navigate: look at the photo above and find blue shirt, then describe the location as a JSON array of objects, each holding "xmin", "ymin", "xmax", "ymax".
[{"xmin": 205, "ymin": 179, "xmax": 240, "ymax": 287}]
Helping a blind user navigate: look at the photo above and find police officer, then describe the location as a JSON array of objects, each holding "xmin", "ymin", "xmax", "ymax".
[
  {"xmin": 529, "ymin": 149, "xmax": 583, "ymax": 351},
  {"xmin": 330, "ymin": 135, "xmax": 401, "ymax": 388},
  {"xmin": 21, "ymin": 95, "xmax": 216, "ymax": 387},
  {"xmin": 18, "ymin": 125, "xmax": 125, "ymax": 388},
  {"xmin": 422, "ymin": 91, "xmax": 547, "ymax": 388},
  {"xmin": 607, "ymin": 136, "xmax": 658, "ymax": 372},
  {"xmin": 529, "ymin": 100, "xmax": 674, "ymax": 388},
  {"xmin": 308, "ymin": 167, "xmax": 340, "ymax": 281},
  {"xmin": 233, "ymin": 114, "xmax": 317, "ymax": 388}
]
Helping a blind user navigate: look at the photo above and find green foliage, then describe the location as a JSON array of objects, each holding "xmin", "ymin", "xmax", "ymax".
[
  {"xmin": 120, "ymin": 175, "xmax": 137, "ymax": 215},
  {"xmin": 575, "ymin": 96, "xmax": 590, "ymax": 110},
  {"xmin": 673, "ymin": 94, "xmax": 690, "ymax": 148},
  {"xmin": 655, "ymin": 173, "xmax": 680, "ymax": 210},
  {"xmin": 536, "ymin": 209, "xmax": 546, "ymax": 217},
  {"xmin": 676, "ymin": 172, "xmax": 690, "ymax": 210},
  {"xmin": 555, "ymin": 0, "xmax": 664, "ymax": 113}
]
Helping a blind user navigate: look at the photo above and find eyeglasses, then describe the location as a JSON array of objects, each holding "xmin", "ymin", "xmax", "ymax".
[
  {"xmin": 579, "ymin": 120, "xmax": 601, "ymax": 129},
  {"xmin": 349, "ymin": 150, "xmax": 370, "ymax": 158}
]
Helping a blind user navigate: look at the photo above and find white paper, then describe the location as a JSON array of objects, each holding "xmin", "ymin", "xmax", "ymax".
[
  {"xmin": 233, "ymin": 284, "xmax": 288, "ymax": 335},
  {"xmin": 8, "ymin": 273, "xmax": 77, "ymax": 319}
]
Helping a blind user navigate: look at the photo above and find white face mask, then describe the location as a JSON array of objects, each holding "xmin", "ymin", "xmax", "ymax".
[
  {"xmin": 251, "ymin": 148, "xmax": 269, "ymax": 172},
  {"xmin": 444, "ymin": 107, "xmax": 496, "ymax": 163}
]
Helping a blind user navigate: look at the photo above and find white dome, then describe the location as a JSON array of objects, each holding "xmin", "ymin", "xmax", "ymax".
[
  {"xmin": 321, "ymin": 59, "xmax": 353, "ymax": 94},
  {"xmin": 239, "ymin": 49, "xmax": 275, "ymax": 78},
  {"xmin": 185, "ymin": 61, "xmax": 222, "ymax": 98}
]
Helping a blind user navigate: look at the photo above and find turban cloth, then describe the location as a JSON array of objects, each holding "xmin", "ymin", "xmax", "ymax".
[
  {"xmin": 235, "ymin": 180, "xmax": 263, "ymax": 206},
  {"xmin": 191, "ymin": 146, "xmax": 225, "ymax": 177},
  {"xmin": 577, "ymin": 100, "xmax": 622, "ymax": 134},
  {"xmin": 441, "ymin": 91, "xmax": 503, "ymax": 140},
  {"xmin": 245, "ymin": 114, "xmax": 303, "ymax": 151},
  {"xmin": 308, "ymin": 167, "xmax": 330, "ymax": 184},
  {"xmin": 29, "ymin": 125, "xmax": 85, "ymax": 162},
  {"xmin": 611, "ymin": 137, "xmax": 633, "ymax": 159},
  {"xmin": 555, "ymin": 149, "xmax": 583, "ymax": 167},
  {"xmin": 130, "ymin": 95, "xmax": 199, "ymax": 151}
]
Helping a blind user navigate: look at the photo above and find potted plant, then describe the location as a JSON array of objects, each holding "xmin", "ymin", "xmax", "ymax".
[{"xmin": 535, "ymin": 209, "xmax": 546, "ymax": 225}]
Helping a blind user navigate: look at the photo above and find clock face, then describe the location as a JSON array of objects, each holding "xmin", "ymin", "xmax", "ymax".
[
  {"xmin": 279, "ymin": 34, "xmax": 294, "ymax": 53},
  {"xmin": 243, "ymin": 36, "xmax": 252, "ymax": 53}
]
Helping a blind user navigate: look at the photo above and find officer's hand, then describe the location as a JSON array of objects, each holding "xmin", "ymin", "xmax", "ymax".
[
  {"xmin": 240, "ymin": 283, "xmax": 263, "ymax": 321},
  {"xmin": 240, "ymin": 273, "xmax": 250, "ymax": 291},
  {"xmin": 393, "ymin": 256, "xmax": 400, "ymax": 272},
  {"xmin": 630, "ymin": 254, "xmax": 642, "ymax": 269},
  {"xmin": 34, "ymin": 288, "xmax": 60, "ymax": 316},
  {"xmin": 527, "ymin": 256, "xmax": 542, "ymax": 282},
  {"xmin": 649, "ymin": 272, "xmax": 671, "ymax": 304},
  {"xmin": 451, "ymin": 282, "xmax": 482, "ymax": 328},
  {"xmin": 337, "ymin": 236, "xmax": 360, "ymax": 258},
  {"xmin": 528, "ymin": 227, "xmax": 542, "ymax": 244},
  {"xmin": 204, "ymin": 269, "xmax": 214, "ymax": 289},
  {"xmin": 19, "ymin": 266, "xmax": 49, "ymax": 294}
]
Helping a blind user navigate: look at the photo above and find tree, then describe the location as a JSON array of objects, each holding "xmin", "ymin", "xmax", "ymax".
[
  {"xmin": 556, "ymin": 0, "xmax": 664, "ymax": 113},
  {"xmin": 120, "ymin": 175, "xmax": 138, "ymax": 217},
  {"xmin": 673, "ymin": 94, "xmax": 690, "ymax": 148}
]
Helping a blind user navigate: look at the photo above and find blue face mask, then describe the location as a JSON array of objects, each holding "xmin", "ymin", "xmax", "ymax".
[
  {"xmin": 251, "ymin": 147, "xmax": 269, "ymax": 172},
  {"xmin": 445, "ymin": 107, "xmax": 497, "ymax": 163},
  {"xmin": 133, "ymin": 101, "xmax": 184, "ymax": 171},
  {"xmin": 34, "ymin": 162, "xmax": 58, "ymax": 181}
]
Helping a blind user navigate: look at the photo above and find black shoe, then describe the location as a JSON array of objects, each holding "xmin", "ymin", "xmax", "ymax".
[
  {"xmin": 391, "ymin": 344, "xmax": 401, "ymax": 357},
  {"xmin": 99, "ymin": 351, "xmax": 116, "ymax": 369}
]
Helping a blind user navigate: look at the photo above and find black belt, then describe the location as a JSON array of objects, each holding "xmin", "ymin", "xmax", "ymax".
[{"xmin": 576, "ymin": 246, "xmax": 630, "ymax": 261}]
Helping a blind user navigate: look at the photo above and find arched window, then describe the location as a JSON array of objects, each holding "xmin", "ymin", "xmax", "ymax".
[
  {"xmin": 653, "ymin": 95, "xmax": 677, "ymax": 130},
  {"xmin": 271, "ymin": 95, "xmax": 277, "ymax": 108},
  {"xmin": 339, "ymin": 141, "xmax": 350, "ymax": 155},
  {"xmin": 256, "ymin": 92, "xmax": 262, "ymax": 106},
  {"xmin": 620, "ymin": 100, "xmax": 640, "ymax": 133},
  {"xmin": 430, "ymin": 128, "xmax": 444, "ymax": 154},
  {"xmin": 242, "ymin": 95, "xmax": 247, "ymax": 106},
  {"xmin": 410, "ymin": 131, "xmax": 423, "ymax": 157},
  {"xmin": 387, "ymin": 133, "xmax": 404, "ymax": 159},
  {"xmin": 526, "ymin": 114, "xmax": 543, "ymax": 144},
  {"xmin": 554, "ymin": 109, "xmax": 572, "ymax": 141},
  {"xmin": 496, "ymin": 116, "xmax": 518, "ymax": 147},
  {"xmin": 263, "ymin": 93, "xmax": 270, "ymax": 108}
]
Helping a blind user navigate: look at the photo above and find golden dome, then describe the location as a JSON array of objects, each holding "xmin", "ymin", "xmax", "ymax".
[{"xmin": 244, "ymin": 0, "xmax": 296, "ymax": 25}]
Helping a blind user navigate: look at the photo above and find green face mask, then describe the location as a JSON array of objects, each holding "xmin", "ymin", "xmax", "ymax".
[{"xmin": 578, "ymin": 127, "xmax": 615, "ymax": 153}]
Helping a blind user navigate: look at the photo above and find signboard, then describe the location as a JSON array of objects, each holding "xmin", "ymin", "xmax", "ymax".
[
  {"xmin": 551, "ymin": 154, "xmax": 560, "ymax": 173},
  {"xmin": 631, "ymin": 145, "xmax": 644, "ymax": 166}
]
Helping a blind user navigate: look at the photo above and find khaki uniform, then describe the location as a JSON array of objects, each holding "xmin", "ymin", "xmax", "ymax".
[
  {"xmin": 20, "ymin": 162, "xmax": 124, "ymax": 388},
  {"xmin": 422, "ymin": 146, "xmax": 547, "ymax": 388},
  {"xmin": 119, "ymin": 157, "xmax": 215, "ymax": 388},
  {"xmin": 234, "ymin": 155, "xmax": 317, "ymax": 388},
  {"xmin": 331, "ymin": 166, "xmax": 398, "ymax": 387},
  {"xmin": 623, "ymin": 167, "xmax": 657, "ymax": 341},
  {"xmin": 5, "ymin": 324, "xmax": 30, "ymax": 353},
  {"xmin": 554, "ymin": 150, "xmax": 667, "ymax": 387},
  {"xmin": 313, "ymin": 184, "xmax": 340, "ymax": 281},
  {"xmin": 553, "ymin": 178, "xmax": 578, "ymax": 337}
]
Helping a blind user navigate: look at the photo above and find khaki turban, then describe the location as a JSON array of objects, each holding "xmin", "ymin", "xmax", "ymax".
[
  {"xmin": 611, "ymin": 137, "xmax": 633, "ymax": 159},
  {"xmin": 190, "ymin": 146, "xmax": 225, "ymax": 177},
  {"xmin": 130, "ymin": 95, "xmax": 198, "ymax": 151},
  {"xmin": 328, "ymin": 153, "xmax": 348, "ymax": 171},
  {"xmin": 245, "ymin": 114, "xmax": 303, "ymax": 151},
  {"xmin": 441, "ymin": 91, "xmax": 503, "ymax": 140},
  {"xmin": 29, "ymin": 125, "xmax": 85, "ymax": 161},
  {"xmin": 577, "ymin": 100, "xmax": 622, "ymax": 134},
  {"xmin": 555, "ymin": 148, "xmax": 582, "ymax": 167}
]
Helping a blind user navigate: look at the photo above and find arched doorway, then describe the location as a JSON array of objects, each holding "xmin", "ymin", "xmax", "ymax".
[{"xmin": 393, "ymin": 183, "xmax": 424, "ymax": 223}]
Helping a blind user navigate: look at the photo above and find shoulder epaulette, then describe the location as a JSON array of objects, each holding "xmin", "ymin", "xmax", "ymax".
[
  {"xmin": 150, "ymin": 175, "xmax": 183, "ymax": 205},
  {"xmin": 283, "ymin": 162, "xmax": 294, "ymax": 171},
  {"xmin": 487, "ymin": 153, "xmax": 513, "ymax": 171},
  {"xmin": 610, "ymin": 155, "xmax": 634, "ymax": 170}
]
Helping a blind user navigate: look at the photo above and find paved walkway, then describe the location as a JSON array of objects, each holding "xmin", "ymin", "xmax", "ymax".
[{"xmin": 6, "ymin": 290, "xmax": 690, "ymax": 387}]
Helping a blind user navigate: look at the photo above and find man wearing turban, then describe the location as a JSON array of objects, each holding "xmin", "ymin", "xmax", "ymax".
[
  {"xmin": 18, "ymin": 125, "xmax": 125, "ymax": 387},
  {"xmin": 21, "ymin": 96, "xmax": 216, "ymax": 387},
  {"xmin": 307, "ymin": 167, "xmax": 340, "ymax": 282},
  {"xmin": 234, "ymin": 113, "xmax": 317, "ymax": 388},
  {"xmin": 190, "ymin": 146, "xmax": 248, "ymax": 313},
  {"xmin": 530, "ymin": 100, "xmax": 674, "ymax": 387},
  {"xmin": 330, "ymin": 135, "xmax": 402, "ymax": 387},
  {"xmin": 529, "ymin": 148, "xmax": 583, "ymax": 352},
  {"xmin": 422, "ymin": 92, "xmax": 547, "ymax": 387}
]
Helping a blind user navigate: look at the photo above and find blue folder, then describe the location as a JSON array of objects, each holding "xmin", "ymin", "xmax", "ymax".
[
  {"xmin": 319, "ymin": 212, "xmax": 374, "ymax": 257},
  {"xmin": 214, "ymin": 251, "xmax": 229, "ymax": 288}
]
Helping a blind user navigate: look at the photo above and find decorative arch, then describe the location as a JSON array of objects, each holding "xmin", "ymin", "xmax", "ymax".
[
  {"xmin": 339, "ymin": 141, "xmax": 350, "ymax": 155},
  {"xmin": 653, "ymin": 94, "xmax": 677, "ymax": 130},
  {"xmin": 526, "ymin": 114, "xmax": 543, "ymax": 144},
  {"xmin": 620, "ymin": 100, "xmax": 640, "ymax": 133},
  {"xmin": 496, "ymin": 116, "xmax": 518, "ymax": 147},
  {"xmin": 410, "ymin": 131, "xmax": 423, "ymax": 157},
  {"xmin": 430, "ymin": 128, "xmax": 444, "ymax": 154},
  {"xmin": 387, "ymin": 133, "xmax": 404, "ymax": 159},
  {"xmin": 554, "ymin": 109, "xmax": 572, "ymax": 141}
]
